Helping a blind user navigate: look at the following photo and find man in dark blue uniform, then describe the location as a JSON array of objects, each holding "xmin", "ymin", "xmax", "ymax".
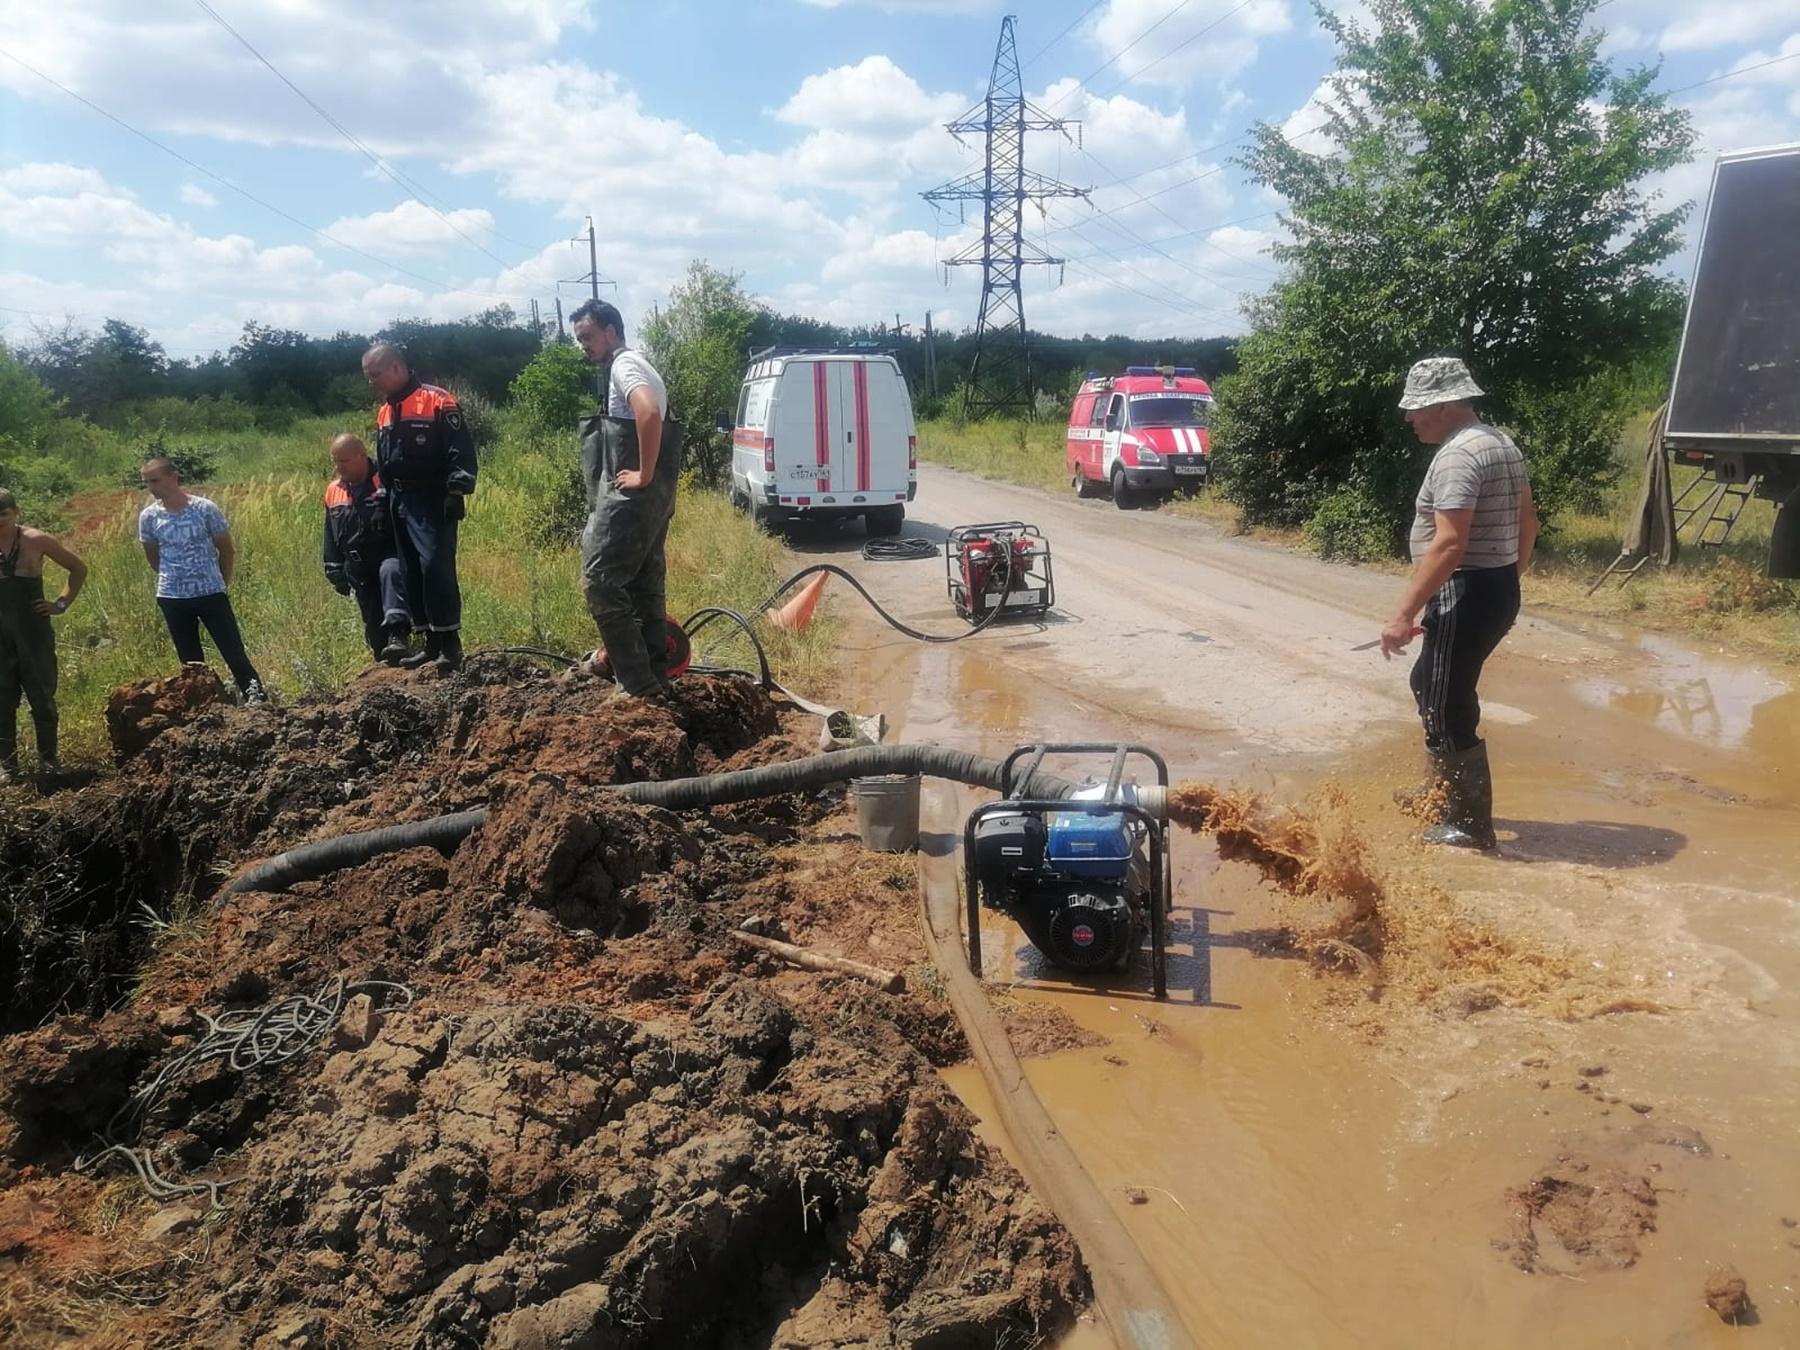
[
  {"xmin": 323, "ymin": 434, "xmax": 410, "ymax": 664},
  {"xmin": 362, "ymin": 342, "xmax": 477, "ymax": 675}
]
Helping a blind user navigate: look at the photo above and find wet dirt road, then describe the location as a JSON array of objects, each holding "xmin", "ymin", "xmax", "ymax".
[{"xmin": 799, "ymin": 463, "xmax": 1800, "ymax": 1348}]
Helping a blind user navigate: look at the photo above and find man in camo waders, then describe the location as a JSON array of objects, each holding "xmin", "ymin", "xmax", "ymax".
[
  {"xmin": 0, "ymin": 488, "xmax": 88, "ymax": 783},
  {"xmin": 569, "ymin": 300, "xmax": 682, "ymax": 697}
]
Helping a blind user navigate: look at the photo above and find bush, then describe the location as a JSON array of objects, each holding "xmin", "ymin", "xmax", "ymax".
[
  {"xmin": 1303, "ymin": 483, "xmax": 1402, "ymax": 562},
  {"xmin": 526, "ymin": 463, "xmax": 588, "ymax": 548},
  {"xmin": 116, "ymin": 396, "xmax": 257, "ymax": 436},
  {"xmin": 124, "ymin": 429, "xmax": 218, "ymax": 487},
  {"xmin": 445, "ymin": 380, "xmax": 498, "ymax": 448},
  {"xmin": 321, "ymin": 373, "xmax": 371, "ymax": 415},
  {"xmin": 0, "ymin": 438, "xmax": 73, "ymax": 532},
  {"xmin": 1704, "ymin": 560, "xmax": 1797, "ymax": 614},
  {"xmin": 0, "ymin": 349, "xmax": 62, "ymax": 448},
  {"xmin": 509, "ymin": 344, "xmax": 594, "ymax": 439}
]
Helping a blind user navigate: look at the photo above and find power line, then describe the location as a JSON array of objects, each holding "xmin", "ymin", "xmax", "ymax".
[
  {"xmin": 1091, "ymin": 0, "xmax": 1258, "ymax": 98},
  {"xmin": 190, "ymin": 0, "xmax": 527, "ymax": 269},
  {"xmin": 0, "ymin": 45, "xmax": 532, "ymax": 306},
  {"xmin": 1050, "ymin": 0, "xmax": 1200, "ymax": 111},
  {"xmin": 1020, "ymin": 0, "xmax": 1109, "ymax": 72},
  {"xmin": 1667, "ymin": 49, "xmax": 1800, "ymax": 96}
]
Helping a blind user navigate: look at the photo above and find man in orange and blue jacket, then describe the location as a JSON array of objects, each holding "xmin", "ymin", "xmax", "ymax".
[
  {"xmin": 361, "ymin": 342, "xmax": 477, "ymax": 674},
  {"xmin": 323, "ymin": 434, "xmax": 410, "ymax": 664}
]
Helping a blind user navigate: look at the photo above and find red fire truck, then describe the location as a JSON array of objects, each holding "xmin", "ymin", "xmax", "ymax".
[{"xmin": 1065, "ymin": 366, "xmax": 1214, "ymax": 508}]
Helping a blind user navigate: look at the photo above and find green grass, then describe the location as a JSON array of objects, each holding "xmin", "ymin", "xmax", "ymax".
[
  {"xmin": 917, "ymin": 410, "xmax": 1800, "ymax": 664},
  {"xmin": 916, "ymin": 419, "xmax": 1069, "ymax": 493},
  {"xmin": 31, "ymin": 412, "xmax": 831, "ymax": 763}
]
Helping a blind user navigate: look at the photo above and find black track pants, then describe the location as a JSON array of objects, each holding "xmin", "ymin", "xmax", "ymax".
[{"xmin": 1409, "ymin": 564, "xmax": 1520, "ymax": 752}]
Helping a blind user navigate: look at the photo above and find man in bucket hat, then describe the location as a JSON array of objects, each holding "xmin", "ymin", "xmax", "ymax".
[{"xmin": 1378, "ymin": 357, "xmax": 1538, "ymax": 849}]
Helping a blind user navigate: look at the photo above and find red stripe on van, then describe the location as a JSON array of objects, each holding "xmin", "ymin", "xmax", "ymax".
[
  {"xmin": 812, "ymin": 362, "xmax": 830, "ymax": 491},
  {"xmin": 853, "ymin": 362, "xmax": 871, "ymax": 492}
]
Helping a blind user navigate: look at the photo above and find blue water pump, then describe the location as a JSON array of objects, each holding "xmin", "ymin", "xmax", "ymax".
[{"xmin": 964, "ymin": 744, "xmax": 1172, "ymax": 1000}]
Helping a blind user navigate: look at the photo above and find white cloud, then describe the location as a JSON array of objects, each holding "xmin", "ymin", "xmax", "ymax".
[
  {"xmin": 777, "ymin": 55, "xmax": 965, "ymax": 132},
  {"xmin": 1662, "ymin": 2, "xmax": 1800, "ymax": 53},
  {"xmin": 325, "ymin": 200, "xmax": 496, "ymax": 256},
  {"xmin": 796, "ymin": 0, "xmax": 994, "ymax": 9},
  {"xmin": 1083, "ymin": 0, "xmax": 1294, "ymax": 92},
  {"xmin": 3, "ymin": 162, "xmax": 111, "ymax": 194},
  {"xmin": 179, "ymin": 183, "xmax": 219, "ymax": 208}
]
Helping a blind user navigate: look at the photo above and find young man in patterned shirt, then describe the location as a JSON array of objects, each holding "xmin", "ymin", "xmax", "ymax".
[
  {"xmin": 1378, "ymin": 358, "xmax": 1538, "ymax": 849},
  {"xmin": 138, "ymin": 457, "xmax": 266, "ymax": 705}
]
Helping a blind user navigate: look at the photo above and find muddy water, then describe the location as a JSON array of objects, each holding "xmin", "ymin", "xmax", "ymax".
[{"xmin": 810, "ymin": 468, "xmax": 1800, "ymax": 1348}]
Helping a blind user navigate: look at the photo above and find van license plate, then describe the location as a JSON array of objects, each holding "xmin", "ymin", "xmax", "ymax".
[{"xmin": 1174, "ymin": 465, "xmax": 1206, "ymax": 475}]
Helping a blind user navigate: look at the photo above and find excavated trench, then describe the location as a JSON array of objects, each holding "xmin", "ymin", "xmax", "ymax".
[{"xmin": 0, "ymin": 660, "xmax": 1089, "ymax": 1348}]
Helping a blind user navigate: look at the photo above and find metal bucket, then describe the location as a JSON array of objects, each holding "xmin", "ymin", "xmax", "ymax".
[{"xmin": 853, "ymin": 774, "xmax": 921, "ymax": 852}]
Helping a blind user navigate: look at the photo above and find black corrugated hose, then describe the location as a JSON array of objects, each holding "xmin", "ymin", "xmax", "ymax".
[
  {"xmin": 861, "ymin": 537, "xmax": 938, "ymax": 561},
  {"xmin": 220, "ymin": 746, "xmax": 1077, "ymax": 898}
]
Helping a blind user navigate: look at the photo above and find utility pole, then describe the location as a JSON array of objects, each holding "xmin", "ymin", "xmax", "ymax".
[
  {"xmin": 554, "ymin": 296, "xmax": 565, "ymax": 336},
  {"xmin": 563, "ymin": 215, "xmax": 614, "ymax": 302},
  {"xmin": 923, "ymin": 15, "xmax": 1087, "ymax": 419},
  {"xmin": 530, "ymin": 298, "xmax": 541, "ymax": 338},
  {"xmin": 924, "ymin": 310, "xmax": 938, "ymax": 399}
]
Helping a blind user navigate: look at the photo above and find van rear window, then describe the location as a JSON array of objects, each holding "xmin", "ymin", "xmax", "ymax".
[{"xmin": 741, "ymin": 378, "xmax": 775, "ymax": 429}]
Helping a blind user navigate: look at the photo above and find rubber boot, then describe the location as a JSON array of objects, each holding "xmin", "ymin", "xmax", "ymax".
[
  {"xmin": 34, "ymin": 713, "xmax": 57, "ymax": 779},
  {"xmin": 434, "ymin": 630, "xmax": 464, "ymax": 676},
  {"xmin": 399, "ymin": 631, "xmax": 441, "ymax": 670},
  {"xmin": 1421, "ymin": 740, "xmax": 1497, "ymax": 850},
  {"xmin": 639, "ymin": 614, "xmax": 669, "ymax": 686},
  {"xmin": 595, "ymin": 616, "xmax": 661, "ymax": 696}
]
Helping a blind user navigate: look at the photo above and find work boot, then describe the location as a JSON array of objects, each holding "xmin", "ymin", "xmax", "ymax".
[
  {"xmin": 400, "ymin": 631, "xmax": 441, "ymax": 670},
  {"xmin": 594, "ymin": 616, "xmax": 661, "ymax": 696},
  {"xmin": 379, "ymin": 625, "xmax": 411, "ymax": 666},
  {"xmin": 242, "ymin": 679, "xmax": 269, "ymax": 707},
  {"xmin": 1421, "ymin": 740, "xmax": 1497, "ymax": 850},
  {"xmin": 434, "ymin": 630, "xmax": 464, "ymax": 676}
]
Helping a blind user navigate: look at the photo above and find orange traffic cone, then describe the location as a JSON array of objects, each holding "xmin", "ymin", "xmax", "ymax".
[{"xmin": 768, "ymin": 572, "xmax": 829, "ymax": 633}]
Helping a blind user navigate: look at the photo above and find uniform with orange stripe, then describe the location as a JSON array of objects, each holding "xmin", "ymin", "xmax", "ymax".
[
  {"xmin": 323, "ymin": 434, "xmax": 410, "ymax": 663},
  {"xmin": 362, "ymin": 342, "xmax": 478, "ymax": 674}
]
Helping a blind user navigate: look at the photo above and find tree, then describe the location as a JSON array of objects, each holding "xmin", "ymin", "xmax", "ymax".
[
  {"xmin": 641, "ymin": 261, "xmax": 757, "ymax": 488},
  {"xmin": 1212, "ymin": 0, "xmax": 1694, "ymax": 554},
  {"xmin": 0, "ymin": 348, "xmax": 61, "ymax": 448},
  {"xmin": 508, "ymin": 342, "xmax": 595, "ymax": 439}
]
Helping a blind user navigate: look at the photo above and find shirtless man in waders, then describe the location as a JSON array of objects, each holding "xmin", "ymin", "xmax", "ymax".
[{"xmin": 0, "ymin": 488, "xmax": 88, "ymax": 783}]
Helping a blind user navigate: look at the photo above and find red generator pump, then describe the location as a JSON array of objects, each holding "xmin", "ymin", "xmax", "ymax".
[{"xmin": 945, "ymin": 522, "xmax": 1054, "ymax": 624}]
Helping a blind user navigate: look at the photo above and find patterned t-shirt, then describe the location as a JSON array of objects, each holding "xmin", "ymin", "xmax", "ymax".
[
  {"xmin": 138, "ymin": 496, "xmax": 229, "ymax": 599},
  {"xmin": 1409, "ymin": 424, "xmax": 1529, "ymax": 568}
]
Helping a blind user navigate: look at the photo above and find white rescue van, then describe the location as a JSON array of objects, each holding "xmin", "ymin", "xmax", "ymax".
[{"xmin": 719, "ymin": 349, "xmax": 917, "ymax": 535}]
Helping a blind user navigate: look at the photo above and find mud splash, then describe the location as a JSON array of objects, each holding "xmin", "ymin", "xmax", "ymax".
[
  {"xmin": 1167, "ymin": 780, "xmax": 1661, "ymax": 1021},
  {"xmin": 0, "ymin": 664, "xmax": 1088, "ymax": 1347}
]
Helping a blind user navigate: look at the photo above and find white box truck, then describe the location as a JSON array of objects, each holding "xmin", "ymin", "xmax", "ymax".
[{"xmin": 718, "ymin": 348, "xmax": 917, "ymax": 535}]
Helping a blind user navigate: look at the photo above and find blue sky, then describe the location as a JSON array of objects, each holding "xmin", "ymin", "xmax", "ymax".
[{"xmin": 2, "ymin": 0, "xmax": 1797, "ymax": 360}]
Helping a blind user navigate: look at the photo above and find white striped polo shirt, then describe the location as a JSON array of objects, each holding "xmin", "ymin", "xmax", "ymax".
[{"xmin": 1409, "ymin": 424, "xmax": 1528, "ymax": 568}]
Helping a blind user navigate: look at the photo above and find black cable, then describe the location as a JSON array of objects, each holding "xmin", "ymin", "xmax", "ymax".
[
  {"xmin": 494, "ymin": 646, "xmax": 582, "ymax": 667},
  {"xmin": 681, "ymin": 608, "xmax": 773, "ymax": 688},
  {"xmin": 714, "ymin": 545, "xmax": 1017, "ymax": 647},
  {"xmin": 862, "ymin": 537, "xmax": 939, "ymax": 561}
]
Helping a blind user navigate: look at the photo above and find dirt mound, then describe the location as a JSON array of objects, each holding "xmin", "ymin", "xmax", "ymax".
[
  {"xmin": 104, "ymin": 663, "xmax": 233, "ymax": 763},
  {"xmin": 1497, "ymin": 1123, "xmax": 1719, "ymax": 1279},
  {"xmin": 1, "ymin": 660, "xmax": 787, "ymax": 1031},
  {"xmin": 0, "ymin": 666, "xmax": 1088, "ymax": 1346},
  {"xmin": 1703, "ymin": 1266, "xmax": 1753, "ymax": 1324},
  {"xmin": 1501, "ymin": 1159, "xmax": 1658, "ymax": 1274}
]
